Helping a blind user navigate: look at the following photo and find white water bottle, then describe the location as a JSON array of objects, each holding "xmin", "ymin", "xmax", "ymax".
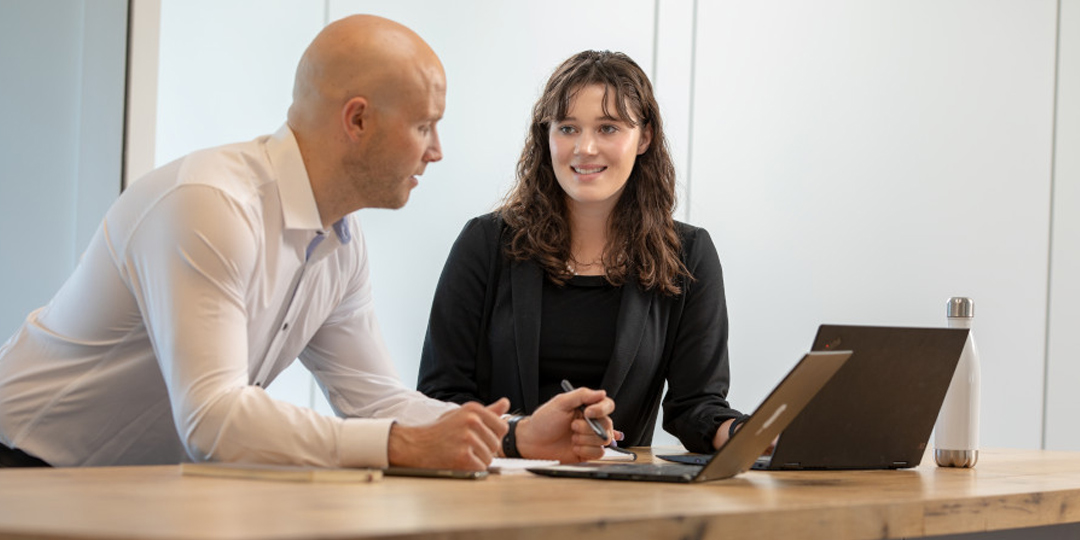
[{"xmin": 934, "ymin": 297, "xmax": 980, "ymax": 467}]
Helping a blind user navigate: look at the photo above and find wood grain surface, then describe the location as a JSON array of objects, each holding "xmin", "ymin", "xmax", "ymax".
[{"xmin": 2, "ymin": 448, "xmax": 1080, "ymax": 540}]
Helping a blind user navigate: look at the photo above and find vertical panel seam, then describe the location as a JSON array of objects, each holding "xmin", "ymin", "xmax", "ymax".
[
  {"xmin": 121, "ymin": 0, "xmax": 133, "ymax": 195},
  {"xmin": 686, "ymin": 0, "xmax": 699, "ymax": 224},
  {"xmin": 651, "ymin": 0, "xmax": 660, "ymax": 84},
  {"xmin": 1042, "ymin": 0, "xmax": 1063, "ymax": 451}
]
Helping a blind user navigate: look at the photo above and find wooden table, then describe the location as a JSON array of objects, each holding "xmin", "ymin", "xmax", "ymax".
[{"xmin": 2, "ymin": 448, "xmax": 1080, "ymax": 540}]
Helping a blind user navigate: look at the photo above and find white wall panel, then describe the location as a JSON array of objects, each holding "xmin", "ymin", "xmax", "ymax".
[
  {"xmin": 689, "ymin": 1, "xmax": 1058, "ymax": 449},
  {"xmin": 1045, "ymin": 0, "xmax": 1080, "ymax": 451},
  {"xmin": 154, "ymin": 0, "xmax": 325, "ymax": 167}
]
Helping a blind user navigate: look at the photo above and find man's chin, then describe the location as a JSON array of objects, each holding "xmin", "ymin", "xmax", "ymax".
[
  {"xmin": 368, "ymin": 185, "xmax": 414, "ymax": 210},
  {"xmin": 389, "ymin": 179, "xmax": 417, "ymax": 209},
  {"xmin": 395, "ymin": 188, "xmax": 413, "ymax": 209},
  {"xmin": 385, "ymin": 191, "xmax": 411, "ymax": 210}
]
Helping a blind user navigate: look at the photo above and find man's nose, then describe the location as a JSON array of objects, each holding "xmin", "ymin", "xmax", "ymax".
[{"xmin": 426, "ymin": 128, "xmax": 443, "ymax": 162}]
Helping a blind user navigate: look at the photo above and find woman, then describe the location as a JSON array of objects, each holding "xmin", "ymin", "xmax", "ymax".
[{"xmin": 417, "ymin": 51, "xmax": 745, "ymax": 453}]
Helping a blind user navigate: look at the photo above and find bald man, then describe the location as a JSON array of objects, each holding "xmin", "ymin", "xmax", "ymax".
[{"xmin": 0, "ymin": 15, "xmax": 614, "ymax": 470}]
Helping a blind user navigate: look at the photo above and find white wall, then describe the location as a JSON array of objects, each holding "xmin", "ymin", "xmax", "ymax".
[
  {"xmin": 154, "ymin": 0, "xmax": 323, "ymax": 165},
  {"xmin": 689, "ymin": 1, "xmax": 1058, "ymax": 450},
  {"xmin": 145, "ymin": 0, "xmax": 1076, "ymax": 451}
]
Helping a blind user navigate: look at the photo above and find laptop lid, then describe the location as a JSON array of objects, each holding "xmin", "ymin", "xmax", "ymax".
[
  {"xmin": 527, "ymin": 349, "xmax": 852, "ymax": 483},
  {"xmin": 760, "ymin": 324, "xmax": 968, "ymax": 470}
]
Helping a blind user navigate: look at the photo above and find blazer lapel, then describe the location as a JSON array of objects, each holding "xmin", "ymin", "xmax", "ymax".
[
  {"xmin": 510, "ymin": 260, "xmax": 543, "ymax": 411},
  {"xmin": 601, "ymin": 279, "xmax": 652, "ymax": 398}
]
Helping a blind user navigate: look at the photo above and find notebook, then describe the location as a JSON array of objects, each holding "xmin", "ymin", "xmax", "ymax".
[
  {"xmin": 526, "ymin": 350, "xmax": 852, "ymax": 483},
  {"xmin": 661, "ymin": 325, "xmax": 969, "ymax": 471},
  {"xmin": 181, "ymin": 462, "xmax": 382, "ymax": 483},
  {"xmin": 383, "ymin": 467, "xmax": 489, "ymax": 480}
]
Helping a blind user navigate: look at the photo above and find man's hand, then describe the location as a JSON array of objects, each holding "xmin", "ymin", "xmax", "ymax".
[
  {"xmin": 387, "ymin": 398, "xmax": 510, "ymax": 471},
  {"xmin": 515, "ymin": 387, "xmax": 617, "ymax": 463}
]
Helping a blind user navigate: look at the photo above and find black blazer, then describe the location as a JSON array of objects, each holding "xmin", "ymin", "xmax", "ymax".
[{"xmin": 417, "ymin": 214, "xmax": 741, "ymax": 453}]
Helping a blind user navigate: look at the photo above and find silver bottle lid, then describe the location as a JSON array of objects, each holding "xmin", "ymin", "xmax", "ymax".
[{"xmin": 947, "ymin": 297, "xmax": 974, "ymax": 318}]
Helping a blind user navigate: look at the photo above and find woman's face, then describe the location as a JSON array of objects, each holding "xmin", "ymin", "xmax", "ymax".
[{"xmin": 548, "ymin": 84, "xmax": 652, "ymax": 216}]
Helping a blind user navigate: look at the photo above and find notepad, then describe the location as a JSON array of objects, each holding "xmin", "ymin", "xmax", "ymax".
[
  {"xmin": 181, "ymin": 462, "xmax": 382, "ymax": 483},
  {"xmin": 601, "ymin": 446, "xmax": 637, "ymax": 461},
  {"xmin": 488, "ymin": 447, "xmax": 635, "ymax": 473},
  {"xmin": 489, "ymin": 458, "xmax": 559, "ymax": 473}
]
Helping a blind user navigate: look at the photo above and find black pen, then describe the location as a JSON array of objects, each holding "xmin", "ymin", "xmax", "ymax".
[{"xmin": 560, "ymin": 379, "xmax": 609, "ymax": 441}]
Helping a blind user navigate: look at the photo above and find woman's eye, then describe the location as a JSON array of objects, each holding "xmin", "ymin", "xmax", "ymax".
[
  {"xmin": 558, "ymin": 125, "xmax": 575, "ymax": 135},
  {"xmin": 600, "ymin": 125, "xmax": 618, "ymax": 134}
]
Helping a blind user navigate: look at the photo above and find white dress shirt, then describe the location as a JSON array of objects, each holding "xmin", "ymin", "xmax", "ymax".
[{"xmin": 0, "ymin": 125, "xmax": 455, "ymax": 467}]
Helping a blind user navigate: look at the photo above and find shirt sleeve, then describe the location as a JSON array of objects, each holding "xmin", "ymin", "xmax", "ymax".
[
  {"xmin": 122, "ymin": 184, "xmax": 429, "ymax": 468},
  {"xmin": 299, "ymin": 220, "xmax": 458, "ymax": 466}
]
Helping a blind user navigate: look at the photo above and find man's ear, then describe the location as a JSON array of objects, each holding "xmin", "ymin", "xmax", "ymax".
[
  {"xmin": 342, "ymin": 96, "xmax": 369, "ymax": 142},
  {"xmin": 637, "ymin": 123, "xmax": 653, "ymax": 155}
]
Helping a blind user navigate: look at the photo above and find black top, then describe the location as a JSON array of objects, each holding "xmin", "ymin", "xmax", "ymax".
[
  {"xmin": 538, "ymin": 275, "xmax": 622, "ymax": 404},
  {"xmin": 417, "ymin": 213, "xmax": 742, "ymax": 453}
]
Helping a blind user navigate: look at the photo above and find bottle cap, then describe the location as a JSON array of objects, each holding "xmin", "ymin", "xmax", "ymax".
[{"xmin": 947, "ymin": 297, "xmax": 974, "ymax": 318}]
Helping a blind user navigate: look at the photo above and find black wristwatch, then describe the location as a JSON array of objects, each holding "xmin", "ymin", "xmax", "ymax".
[
  {"xmin": 728, "ymin": 414, "xmax": 751, "ymax": 439},
  {"xmin": 502, "ymin": 415, "xmax": 525, "ymax": 458}
]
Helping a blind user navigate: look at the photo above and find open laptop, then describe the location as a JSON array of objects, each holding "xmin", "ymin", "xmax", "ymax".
[
  {"xmin": 661, "ymin": 325, "xmax": 969, "ymax": 471},
  {"xmin": 526, "ymin": 350, "xmax": 852, "ymax": 483}
]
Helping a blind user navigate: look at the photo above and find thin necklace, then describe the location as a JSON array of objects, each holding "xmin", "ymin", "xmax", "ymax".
[{"xmin": 567, "ymin": 257, "xmax": 604, "ymax": 276}]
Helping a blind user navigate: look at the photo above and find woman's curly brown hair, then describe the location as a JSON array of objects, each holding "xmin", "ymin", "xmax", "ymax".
[{"xmin": 497, "ymin": 50, "xmax": 689, "ymax": 295}]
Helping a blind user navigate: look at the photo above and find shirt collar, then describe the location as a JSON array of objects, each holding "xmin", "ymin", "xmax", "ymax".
[{"xmin": 266, "ymin": 124, "xmax": 350, "ymax": 245}]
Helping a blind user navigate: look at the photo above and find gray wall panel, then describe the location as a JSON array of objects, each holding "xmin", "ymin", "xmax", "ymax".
[{"xmin": 0, "ymin": 0, "xmax": 126, "ymax": 340}]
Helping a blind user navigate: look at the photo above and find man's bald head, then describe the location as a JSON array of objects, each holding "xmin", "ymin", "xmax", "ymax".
[
  {"xmin": 288, "ymin": 14, "xmax": 444, "ymax": 135},
  {"xmin": 287, "ymin": 15, "xmax": 447, "ymax": 226}
]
